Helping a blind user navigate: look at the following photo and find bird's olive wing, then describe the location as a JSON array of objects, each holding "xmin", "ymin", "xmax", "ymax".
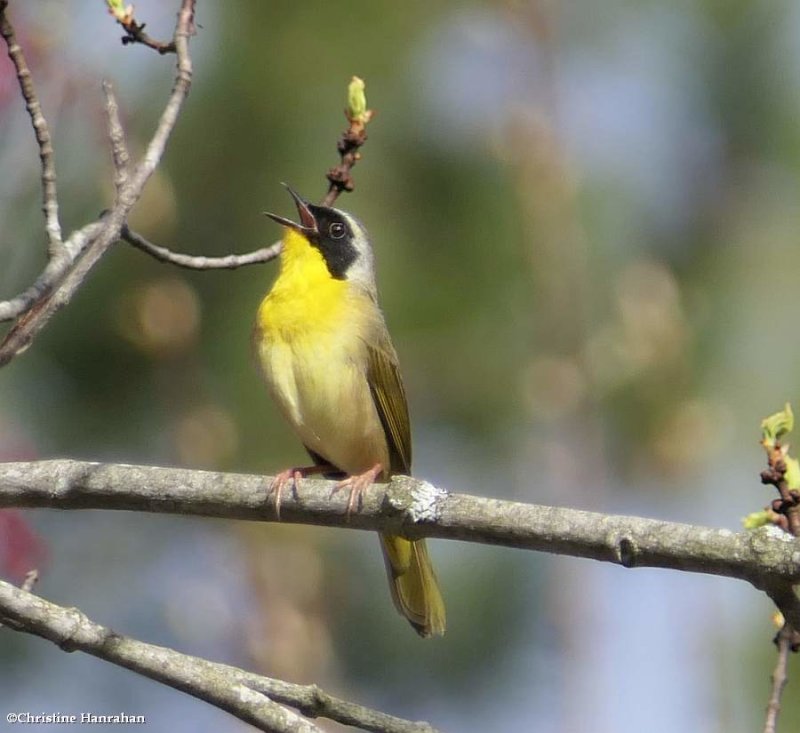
[{"xmin": 366, "ymin": 340, "xmax": 412, "ymax": 476}]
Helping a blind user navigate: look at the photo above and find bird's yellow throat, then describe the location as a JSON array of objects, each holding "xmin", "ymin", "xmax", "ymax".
[{"xmin": 256, "ymin": 228, "xmax": 348, "ymax": 339}]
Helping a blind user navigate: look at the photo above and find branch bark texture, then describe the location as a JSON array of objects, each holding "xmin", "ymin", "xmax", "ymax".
[
  {"xmin": 0, "ymin": 580, "xmax": 436, "ymax": 733},
  {"xmin": 1, "ymin": 459, "xmax": 799, "ymax": 622}
]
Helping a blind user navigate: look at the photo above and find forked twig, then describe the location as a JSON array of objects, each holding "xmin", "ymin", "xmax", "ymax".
[{"xmin": 0, "ymin": 0, "xmax": 196, "ymax": 367}]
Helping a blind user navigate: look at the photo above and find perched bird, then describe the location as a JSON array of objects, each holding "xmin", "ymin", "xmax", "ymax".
[{"xmin": 253, "ymin": 186, "xmax": 446, "ymax": 637}]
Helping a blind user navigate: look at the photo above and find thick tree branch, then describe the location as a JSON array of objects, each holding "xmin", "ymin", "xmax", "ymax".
[
  {"xmin": 1, "ymin": 459, "xmax": 800, "ymax": 624},
  {"xmin": 0, "ymin": 580, "xmax": 438, "ymax": 733},
  {"xmin": 0, "ymin": 588, "xmax": 316, "ymax": 733}
]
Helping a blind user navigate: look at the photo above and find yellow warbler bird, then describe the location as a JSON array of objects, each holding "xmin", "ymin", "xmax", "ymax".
[{"xmin": 253, "ymin": 186, "xmax": 446, "ymax": 637}]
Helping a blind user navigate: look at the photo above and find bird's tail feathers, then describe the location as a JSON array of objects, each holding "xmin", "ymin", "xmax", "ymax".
[{"xmin": 380, "ymin": 533, "xmax": 446, "ymax": 637}]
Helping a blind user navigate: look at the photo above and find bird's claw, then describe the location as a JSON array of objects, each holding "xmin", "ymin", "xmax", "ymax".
[
  {"xmin": 268, "ymin": 468, "xmax": 303, "ymax": 519},
  {"xmin": 331, "ymin": 464, "xmax": 383, "ymax": 519}
]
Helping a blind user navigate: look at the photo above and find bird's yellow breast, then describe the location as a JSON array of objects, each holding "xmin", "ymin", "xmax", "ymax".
[
  {"xmin": 256, "ymin": 228, "xmax": 348, "ymax": 339},
  {"xmin": 254, "ymin": 228, "xmax": 387, "ymax": 473}
]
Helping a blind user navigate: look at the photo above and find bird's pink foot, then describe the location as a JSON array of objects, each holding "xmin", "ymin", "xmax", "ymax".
[
  {"xmin": 268, "ymin": 468, "xmax": 303, "ymax": 520},
  {"xmin": 269, "ymin": 463, "xmax": 336, "ymax": 519},
  {"xmin": 331, "ymin": 463, "xmax": 384, "ymax": 518}
]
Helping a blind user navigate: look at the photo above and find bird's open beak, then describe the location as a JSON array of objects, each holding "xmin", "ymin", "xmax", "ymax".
[{"xmin": 264, "ymin": 184, "xmax": 317, "ymax": 234}]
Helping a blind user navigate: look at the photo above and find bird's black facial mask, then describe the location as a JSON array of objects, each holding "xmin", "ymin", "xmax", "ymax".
[{"xmin": 265, "ymin": 186, "xmax": 358, "ymax": 280}]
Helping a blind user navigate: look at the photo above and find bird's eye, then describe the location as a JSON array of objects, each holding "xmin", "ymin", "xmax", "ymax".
[{"xmin": 329, "ymin": 222, "xmax": 346, "ymax": 239}]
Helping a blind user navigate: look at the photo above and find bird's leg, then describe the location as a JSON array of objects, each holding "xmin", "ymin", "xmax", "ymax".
[
  {"xmin": 331, "ymin": 463, "xmax": 384, "ymax": 518},
  {"xmin": 269, "ymin": 463, "xmax": 335, "ymax": 519}
]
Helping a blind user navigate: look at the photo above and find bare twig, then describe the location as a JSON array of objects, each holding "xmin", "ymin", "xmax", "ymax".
[
  {"xmin": 122, "ymin": 226, "xmax": 283, "ymax": 269},
  {"xmin": 102, "ymin": 79, "xmax": 130, "ymax": 193},
  {"xmin": 20, "ymin": 568, "xmax": 38, "ymax": 592},
  {"xmin": 136, "ymin": 1, "xmax": 194, "ymax": 175},
  {"xmin": 0, "ymin": 241, "xmax": 76, "ymax": 322},
  {"xmin": 0, "ymin": 221, "xmax": 104, "ymax": 323},
  {"xmin": 0, "ymin": 0, "xmax": 195, "ymax": 367},
  {"xmin": 758, "ymin": 420, "xmax": 800, "ymax": 730},
  {"xmin": 0, "ymin": 0, "xmax": 63, "ymax": 257},
  {"xmin": 238, "ymin": 675, "xmax": 438, "ymax": 733},
  {"xmin": 765, "ymin": 623, "xmax": 793, "ymax": 733},
  {"xmin": 118, "ymin": 20, "xmax": 178, "ymax": 55},
  {"xmin": 0, "ymin": 580, "xmax": 438, "ymax": 733},
  {"xmin": 106, "ymin": 0, "xmax": 180, "ymax": 54},
  {"xmin": 322, "ymin": 123, "xmax": 367, "ymax": 207},
  {"xmin": 1, "ymin": 459, "xmax": 800, "ymax": 624},
  {"xmin": 0, "ymin": 567, "xmax": 38, "ymax": 629}
]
